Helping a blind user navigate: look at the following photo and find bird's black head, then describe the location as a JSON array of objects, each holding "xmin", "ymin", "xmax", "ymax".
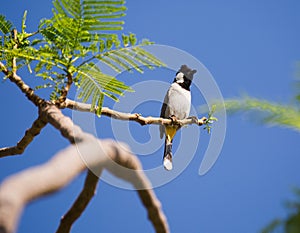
[{"xmin": 173, "ymin": 65, "xmax": 197, "ymax": 91}]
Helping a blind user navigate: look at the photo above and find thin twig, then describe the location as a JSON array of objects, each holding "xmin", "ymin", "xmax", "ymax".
[
  {"xmin": 0, "ymin": 41, "xmax": 45, "ymax": 107},
  {"xmin": 8, "ymin": 72, "xmax": 45, "ymax": 107},
  {"xmin": 0, "ymin": 115, "xmax": 47, "ymax": 158},
  {"xmin": 0, "ymin": 57, "xmax": 170, "ymax": 233},
  {"xmin": 63, "ymin": 98, "xmax": 207, "ymax": 126},
  {"xmin": 0, "ymin": 61, "xmax": 8, "ymax": 75},
  {"xmin": 12, "ymin": 29, "xmax": 18, "ymax": 74},
  {"xmin": 0, "ymin": 105, "xmax": 170, "ymax": 233},
  {"xmin": 55, "ymin": 171, "xmax": 100, "ymax": 233},
  {"xmin": 23, "ymin": 30, "xmax": 40, "ymax": 39},
  {"xmin": 58, "ymin": 72, "xmax": 73, "ymax": 103}
]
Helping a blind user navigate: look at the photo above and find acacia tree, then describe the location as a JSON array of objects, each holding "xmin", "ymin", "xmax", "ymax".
[{"xmin": 0, "ymin": 1, "xmax": 208, "ymax": 232}]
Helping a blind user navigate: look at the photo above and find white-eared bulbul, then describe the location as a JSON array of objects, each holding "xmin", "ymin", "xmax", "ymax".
[{"xmin": 160, "ymin": 65, "xmax": 197, "ymax": 170}]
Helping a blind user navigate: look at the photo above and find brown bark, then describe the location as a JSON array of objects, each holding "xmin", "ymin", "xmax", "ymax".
[
  {"xmin": 55, "ymin": 171, "xmax": 100, "ymax": 233},
  {"xmin": 0, "ymin": 104, "xmax": 170, "ymax": 233},
  {"xmin": 63, "ymin": 98, "xmax": 207, "ymax": 126},
  {"xmin": 0, "ymin": 54, "xmax": 200, "ymax": 233},
  {"xmin": 0, "ymin": 116, "xmax": 47, "ymax": 158}
]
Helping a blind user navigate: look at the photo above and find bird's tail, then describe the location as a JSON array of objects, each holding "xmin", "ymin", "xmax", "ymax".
[{"xmin": 163, "ymin": 137, "xmax": 173, "ymax": 171}]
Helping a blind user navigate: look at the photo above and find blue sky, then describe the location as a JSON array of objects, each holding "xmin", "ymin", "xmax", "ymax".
[{"xmin": 1, "ymin": 0, "xmax": 300, "ymax": 233}]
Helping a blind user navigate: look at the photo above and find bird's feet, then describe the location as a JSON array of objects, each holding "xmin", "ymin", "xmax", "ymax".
[
  {"xmin": 187, "ymin": 116, "xmax": 198, "ymax": 124},
  {"xmin": 169, "ymin": 115, "xmax": 177, "ymax": 122},
  {"xmin": 169, "ymin": 115, "xmax": 181, "ymax": 126}
]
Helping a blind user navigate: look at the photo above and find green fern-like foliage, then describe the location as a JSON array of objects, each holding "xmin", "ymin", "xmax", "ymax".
[
  {"xmin": 260, "ymin": 189, "xmax": 300, "ymax": 233},
  {"xmin": 224, "ymin": 97, "xmax": 300, "ymax": 132},
  {"xmin": 0, "ymin": 15, "xmax": 13, "ymax": 35},
  {"xmin": 0, "ymin": 0, "xmax": 166, "ymax": 115}
]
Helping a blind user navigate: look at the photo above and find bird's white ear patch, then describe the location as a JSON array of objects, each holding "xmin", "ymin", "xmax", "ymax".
[{"xmin": 175, "ymin": 72, "xmax": 184, "ymax": 83}]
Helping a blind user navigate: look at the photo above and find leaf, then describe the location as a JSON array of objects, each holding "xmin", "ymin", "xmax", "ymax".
[
  {"xmin": 121, "ymin": 49, "xmax": 155, "ymax": 69},
  {"xmin": 0, "ymin": 15, "xmax": 13, "ymax": 34},
  {"xmin": 285, "ymin": 213, "xmax": 300, "ymax": 233},
  {"xmin": 31, "ymin": 39, "xmax": 43, "ymax": 46},
  {"xmin": 224, "ymin": 98, "xmax": 300, "ymax": 132},
  {"xmin": 97, "ymin": 56, "xmax": 122, "ymax": 73},
  {"xmin": 106, "ymin": 38, "xmax": 113, "ymax": 50},
  {"xmin": 111, "ymin": 50, "xmax": 143, "ymax": 73},
  {"xmin": 0, "ymin": 0, "xmax": 166, "ymax": 108},
  {"xmin": 1, "ymin": 47, "xmax": 66, "ymax": 71},
  {"xmin": 96, "ymin": 92, "xmax": 104, "ymax": 116},
  {"xmin": 27, "ymin": 63, "xmax": 32, "ymax": 73},
  {"xmin": 132, "ymin": 47, "xmax": 166, "ymax": 67},
  {"xmin": 42, "ymin": 0, "xmax": 128, "ymax": 65},
  {"xmin": 209, "ymin": 117, "xmax": 218, "ymax": 122},
  {"xmin": 53, "ymin": 0, "xmax": 81, "ymax": 18},
  {"xmin": 21, "ymin": 11, "xmax": 27, "ymax": 33},
  {"xmin": 89, "ymin": 38, "xmax": 166, "ymax": 75},
  {"xmin": 261, "ymin": 219, "xmax": 282, "ymax": 233},
  {"xmin": 129, "ymin": 33, "xmax": 137, "ymax": 46},
  {"xmin": 203, "ymin": 105, "xmax": 218, "ymax": 134},
  {"xmin": 122, "ymin": 34, "xmax": 129, "ymax": 47},
  {"xmin": 99, "ymin": 39, "xmax": 105, "ymax": 52},
  {"xmin": 76, "ymin": 63, "xmax": 131, "ymax": 116},
  {"xmin": 34, "ymin": 83, "xmax": 53, "ymax": 90},
  {"xmin": 101, "ymin": 52, "xmax": 132, "ymax": 71}
]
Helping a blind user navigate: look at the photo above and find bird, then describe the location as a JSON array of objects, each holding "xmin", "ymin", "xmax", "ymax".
[{"xmin": 160, "ymin": 65, "xmax": 197, "ymax": 170}]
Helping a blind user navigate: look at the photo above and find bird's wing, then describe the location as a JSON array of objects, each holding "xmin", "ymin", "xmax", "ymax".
[
  {"xmin": 160, "ymin": 87, "xmax": 171, "ymax": 139},
  {"xmin": 159, "ymin": 102, "xmax": 168, "ymax": 139},
  {"xmin": 160, "ymin": 102, "xmax": 168, "ymax": 118}
]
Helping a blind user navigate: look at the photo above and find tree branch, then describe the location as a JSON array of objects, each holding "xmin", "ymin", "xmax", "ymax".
[
  {"xmin": 55, "ymin": 171, "xmax": 100, "ymax": 233},
  {"xmin": 63, "ymin": 98, "xmax": 207, "ymax": 126},
  {"xmin": 0, "ymin": 115, "xmax": 47, "ymax": 158},
  {"xmin": 0, "ymin": 104, "xmax": 169, "ymax": 233},
  {"xmin": 0, "ymin": 51, "xmax": 45, "ymax": 107},
  {"xmin": 58, "ymin": 72, "xmax": 73, "ymax": 103},
  {"xmin": 12, "ymin": 29, "xmax": 18, "ymax": 73},
  {"xmin": 1, "ymin": 55, "xmax": 171, "ymax": 232},
  {"xmin": 0, "ymin": 62, "xmax": 8, "ymax": 76},
  {"xmin": 23, "ymin": 30, "xmax": 40, "ymax": 39},
  {"xmin": 7, "ymin": 73, "xmax": 45, "ymax": 107},
  {"xmin": 0, "ymin": 139, "xmax": 169, "ymax": 233}
]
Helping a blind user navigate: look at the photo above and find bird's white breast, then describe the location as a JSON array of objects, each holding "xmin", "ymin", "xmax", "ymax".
[{"xmin": 164, "ymin": 83, "xmax": 191, "ymax": 120}]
